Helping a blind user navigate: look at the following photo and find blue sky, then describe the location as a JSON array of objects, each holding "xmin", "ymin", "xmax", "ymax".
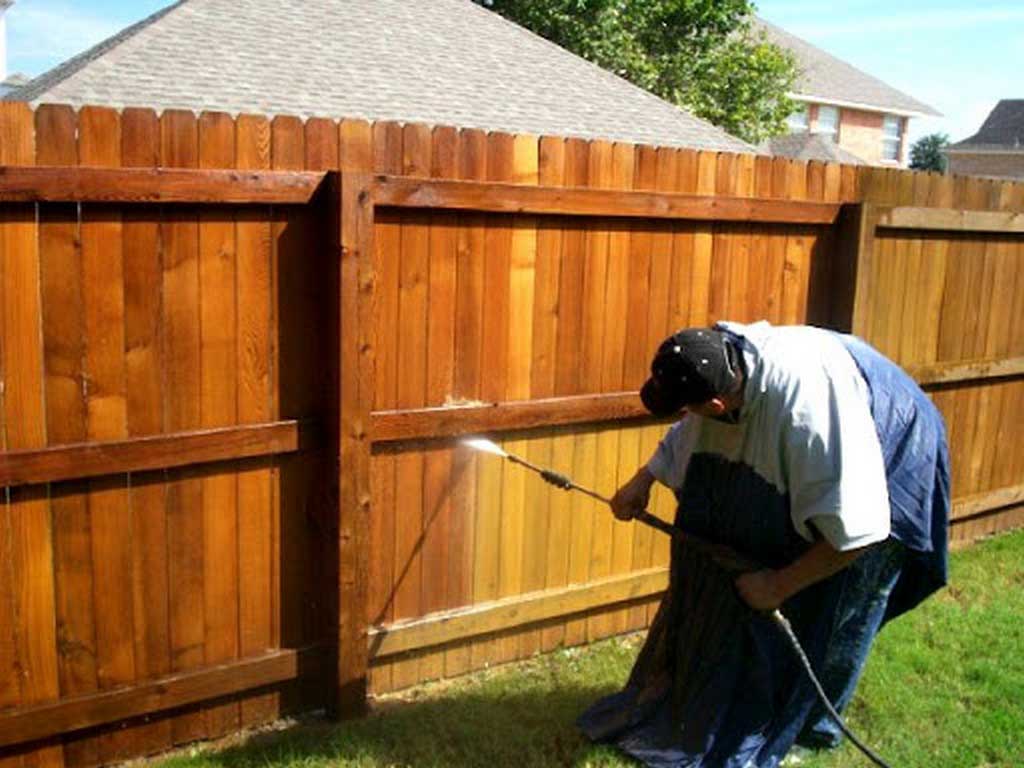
[{"xmin": 5, "ymin": 0, "xmax": 1019, "ymax": 145}]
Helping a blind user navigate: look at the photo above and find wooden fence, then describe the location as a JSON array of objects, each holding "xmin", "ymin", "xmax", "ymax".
[{"xmin": 0, "ymin": 100, "xmax": 1022, "ymax": 767}]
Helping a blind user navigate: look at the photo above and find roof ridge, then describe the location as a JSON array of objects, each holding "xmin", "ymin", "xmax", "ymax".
[
  {"xmin": 459, "ymin": 0, "xmax": 752, "ymax": 150},
  {"xmin": 5, "ymin": 0, "xmax": 189, "ymax": 103},
  {"xmin": 753, "ymin": 17, "xmax": 939, "ymax": 118}
]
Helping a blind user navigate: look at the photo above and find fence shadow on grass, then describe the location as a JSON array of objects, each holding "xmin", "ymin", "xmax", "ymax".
[{"xmin": 172, "ymin": 679, "xmax": 630, "ymax": 768}]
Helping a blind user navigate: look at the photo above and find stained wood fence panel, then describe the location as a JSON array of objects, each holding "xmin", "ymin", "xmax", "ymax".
[
  {"xmin": 855, "ymin": 166, "xmax": 1024, "ymax": 544},
  {"xmin": 0, "ymin": 104, "xmax": 332, "ymax": 766},
  {"xmin": 2, "ymin": 101, "xmax": 1024, "ymax": 762},
  {"xmin": 361, "ymin": 140, "xmax": 846, "ymax": 693}
]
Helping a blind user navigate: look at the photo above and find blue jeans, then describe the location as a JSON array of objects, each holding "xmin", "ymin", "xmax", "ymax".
[{"xmin": 797, "ymin": 538, "xmax": 905, "ymax": 748}]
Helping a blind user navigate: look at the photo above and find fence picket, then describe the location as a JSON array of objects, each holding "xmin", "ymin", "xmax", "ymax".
[
  {"xmin": 121, "ymin": 105, "xmax": 174, "ymax": 759},
  {"xmin": 197, "ymin": 110, "xmax": 241, "ymax": 738},
  {"xmin": 235, "ymin": 113, "xmax": 278, "ymax": 724}
]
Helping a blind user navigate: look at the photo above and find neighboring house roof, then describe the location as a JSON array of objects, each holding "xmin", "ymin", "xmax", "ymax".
[
  {"xmin": 758, "ymin": 133, "xmax": 865, "ymax": 165},
  {"xmin": 754, "ymin": 19, "xmax": 940, "ymax": 118},
  {"xmin": 0, "ymin": 74, "xmax": 29, "ymax": 99},
  {"xmin": 6, "ymin": 0, "xmax": 751, "ymax": 153},
  {"xmin": 946, "ymin": 100, "xmax": 1024, "ymax": 153}
]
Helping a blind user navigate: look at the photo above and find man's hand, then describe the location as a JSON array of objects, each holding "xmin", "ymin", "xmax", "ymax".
[
  {"xmin": 735, "ymin": 539, "xmax": 871, "ymax": 612},
  {"xmin": 611, "ymin": 467, "xmax": 655, "ymax": 521},
  {"xmin": 735, "ymin": 569, "xmax": 785, "ymax": 612}
]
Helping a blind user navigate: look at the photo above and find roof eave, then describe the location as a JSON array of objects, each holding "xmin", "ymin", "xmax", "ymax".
[
  {"xmin": 789, "ymin": 92, "xmax": 940, "ymax": 119},
  {"xmin": 944, "ymin": 146, "xmax": 1024, "ymax": 155}
]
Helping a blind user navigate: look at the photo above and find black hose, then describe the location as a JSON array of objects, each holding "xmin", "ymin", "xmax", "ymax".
[{"xmin": 770, "ymin": 610, "xmax": 894, "ymax": 768}]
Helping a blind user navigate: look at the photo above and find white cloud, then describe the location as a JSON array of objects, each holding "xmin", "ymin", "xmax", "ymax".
[{"xmin": 7, "ymin": 3, "xmax": 123, "ymax": 75}]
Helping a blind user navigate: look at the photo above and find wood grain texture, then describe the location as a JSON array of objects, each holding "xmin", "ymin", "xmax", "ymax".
[
  {"xmin": 0, "ymin": 648, "xmax": 322, "ymax": 750},
  {"xmin": 76, "ymin": 105, "xmax": 137, "ymax": 764},
  {"xmin": 197, "ymin": 111, "xmax": 241, "ymax": 738},
  {"xmin": 370, "ymin": 568, "xmax": 667, "ymax": 658},
  {"xmin": 158, "ymin": 109, "xmax": 207, "ymax": 746},
  {"xmin": 373, "ymin": 175, "xmax": 840, "ymax": 224},
  {"xmin": 388, "ymin": 123, "xmax": 432, "ymax": 690},
  {"xmin": 0, "ymin": 100, "xmax": 64, "ymax": 768},
  {"xmin": 472, "ymin": 132, "xmax": 514, "ymax": 669},
  {"xmin": 421, "ymin": 126, "xmax": 459, "ymax": 679},
  {"xmin": 234, "ymin": 113, "xmax": 278, "ymax": 726},
  {"xmin": 504, "ymin": 134, "xmax": 540, "ymax": 658},
  {"xmin": 366, "ymin": 120, "xmax": 402, "ymax": 693},
  {"xmin": 120, "ymin": 105, "xmax": 175, "ymax": 760},
  {"xmin": 0, "ymin": 165, "xmax": 326, "ymax": 204},
  {"xmin": 337, "ymin": 119, "xmax": 375, "ymax": 712},
  {"xmin": 600, "ymin": 142, "xmax": 638, "ymax": 639},
  {"xmin": 560, "ymin": 138, "xmax": 594, "ymax": 649},
  {"xmin": 34, "ymin": 103, "xmax": 96, "ymax": 768},
  {"xmin": 535, "ymin": 136, "xmax": 570, "ymax": 653}
]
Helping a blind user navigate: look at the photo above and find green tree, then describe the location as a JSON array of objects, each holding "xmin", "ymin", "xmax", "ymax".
[
  {"xmin": 476, "ymin": 0, "xmax": 799, "ymax": 144},
  {"xmin": 909, "ymin": 133, "xmax": 950, "ymax": 173}
]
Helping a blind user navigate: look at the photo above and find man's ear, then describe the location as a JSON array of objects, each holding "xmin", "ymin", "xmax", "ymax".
[{"xmin": 706, "ymin": 396, "xmax": 728, "ymax": 415}]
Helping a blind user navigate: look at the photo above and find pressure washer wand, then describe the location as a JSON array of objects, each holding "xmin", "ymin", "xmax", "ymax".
[{"xmin": 463, "ymin": 438, "xmax": 681, "ymax": 540}]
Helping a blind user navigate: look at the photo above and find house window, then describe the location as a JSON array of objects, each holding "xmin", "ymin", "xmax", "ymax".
[
  {"xmin": 786, "ymin": 104, "xmax": 809, "ymax": 133},
  {"xmin": 814, "ymin": 105, "xmax": 840, "ymax": 141},
  {"xmin": 882, "ymin": 114, "xmax": 902, "ymax": 161}
]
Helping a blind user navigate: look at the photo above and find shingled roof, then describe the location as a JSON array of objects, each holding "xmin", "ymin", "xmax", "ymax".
[
  {"xmin": 7, "ymin": 0, "xmax": 751, "ymax": 153},
  {"xmin": 758, "ymin": 133, "xmax": 865, "ymax": 165},
  {"xmin": 947, "ymin": 100, "xmax": 1024, "ymax": 152},
  {"xmin": 754, "ymin": 19, "xmax": 939, "ymax": 118}
]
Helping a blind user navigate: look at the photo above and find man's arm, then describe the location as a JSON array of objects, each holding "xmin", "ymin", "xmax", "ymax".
[
  {"xmin": 735, "ymin": 537, "xmax": 870, "ymax": 612},
  {"xmin": 611, "ymin": 467, "xmax": 656, "ymax": 521}
]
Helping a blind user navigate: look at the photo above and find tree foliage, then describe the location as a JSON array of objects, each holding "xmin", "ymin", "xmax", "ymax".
[
  {"xmin": 476, "ymin": 0, "xmax": 799, "ymax": 144},
  {"xmin": 909, "ymin": 133, "xmax": 950, "ymax": 173}
]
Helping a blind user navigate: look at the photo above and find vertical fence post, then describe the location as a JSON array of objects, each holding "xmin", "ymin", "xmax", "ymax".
[
  {"xmin": 830, "ymin": 202, "xmax": 878, "ymax": 335},
  {"xmin": 335, "ymin": 170, "xmax": 375, "ymax": 718},
  {"xmin": 848, "ymin": 202, "xmax": 879, "ymax": 338}
]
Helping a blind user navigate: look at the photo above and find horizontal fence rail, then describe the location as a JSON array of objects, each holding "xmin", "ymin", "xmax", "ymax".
[
  {"xmin": 372, "ymin": 392, "xmax": 652, "ymax": 443},
  {"xmin": 953, "ymin": 484, "xmax": 1024, "ymax": 520},
  {"xmin": 369, "ymin": 568, "xmax": 669, "ymax": 658},
  {"xmin": 373, "ymin": 175, "xmax": 842, "ymax": 224},
  {"xmin": 0, "ymin": 420, "xmax": 310, "ymax": 487},
  {"xmin": 0, "ymin": 646, "xmax": 324, "ymax": 749},
  {"xmin": 873, "ymin": 204, "xmax": 1024, "ymax": 233},
  {"xmin": 0, "ymin": 165, "xmax": 328, "ymax": 204},
  {"xmin": 907, "ymin": 357, "xmax": 1024, "ymax": 387}
]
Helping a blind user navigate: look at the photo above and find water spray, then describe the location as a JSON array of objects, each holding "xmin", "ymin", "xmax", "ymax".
[{"xmin": 462, "ymin": 435, "xmax": 894, "ymax": 768}]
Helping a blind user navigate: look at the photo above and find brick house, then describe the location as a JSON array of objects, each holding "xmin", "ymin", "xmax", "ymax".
[
  {"xmin": 944, "ymin": 100, "xmax": 1024, "ymax": 180},
  {"xmin": 756, "ymin": 20, "xmax": 939, "ymax": 166}
]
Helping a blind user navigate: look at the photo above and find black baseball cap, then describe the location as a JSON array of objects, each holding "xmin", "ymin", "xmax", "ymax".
[{"xmin": 640, "ymin": 328, "xmax": 740, "ymax": 417}]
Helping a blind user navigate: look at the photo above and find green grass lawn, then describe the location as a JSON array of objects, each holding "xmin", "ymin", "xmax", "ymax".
[{"xmin": 163, "ymin": 529, "xmax": 1024, "ymax": 768}]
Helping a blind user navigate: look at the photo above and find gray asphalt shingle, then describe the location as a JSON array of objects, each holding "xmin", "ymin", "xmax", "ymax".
[
  {"xmin": 8, "ymin": 0, "xmax": 752, "ymax": 153},
  {"xmin": 757, "ymin": 133, "xmax": 865, "ymax": 165},
  {"xmin": 754, "ymin": 19, "xmax": 939, "ymax": 118},
  {"xmin": 947, "ymin": 100, "xmax": 1024, "ymax": 151}
]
